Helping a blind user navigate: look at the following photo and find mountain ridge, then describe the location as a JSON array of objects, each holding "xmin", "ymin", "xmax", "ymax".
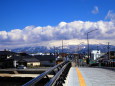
[{"xmin": 11, "ymin": 44, "xmax": 115, "ymax": 54}]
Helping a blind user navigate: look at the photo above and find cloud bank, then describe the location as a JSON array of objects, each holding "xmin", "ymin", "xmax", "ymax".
[{"xmin": 0, "ymin": 11, "xmax": 115, "ymax": 49}]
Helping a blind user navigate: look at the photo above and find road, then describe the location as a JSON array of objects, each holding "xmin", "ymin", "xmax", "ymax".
[
  {"xmin": 65, "ymin": 67, "xmax": 115, "ymax": 86},
  {"xmin": 79, "ymin": 67, "xmax": 115, "ymax": 86}
]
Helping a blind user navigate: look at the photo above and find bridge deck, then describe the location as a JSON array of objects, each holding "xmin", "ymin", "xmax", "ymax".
[{"xmin": 65, "ymin": 67, "xmax": 115, "ymax": 86}]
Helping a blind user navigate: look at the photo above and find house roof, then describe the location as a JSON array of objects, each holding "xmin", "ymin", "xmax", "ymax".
[
  {"xmin": 19, "ymin": 57, "xmax": 39, "ymax": 62},
  {"xmin": 17, "ymin": 52, "xmax": 29, "ymax": 56},
  {"xmin": 0, "ymin": 51, "xmax": 16, "ymax": 55},
  {"xmin": 34, "ymin": 55, "xmax": 56, "ymax": 61},
  {"xmin": 6, "ymin": 55, "xmax": 39, "ymax": 62}
]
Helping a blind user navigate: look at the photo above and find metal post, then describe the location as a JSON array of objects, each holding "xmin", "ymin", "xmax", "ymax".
[
  {"xmin": 87, "ymin": 33, "xmax": 90, "ymax": 59},
  {"xmin": 54, "ymin": 46, "xmax": 56, "ymax": 57},
  {"xmin": 108, "ymin": 42, "xmax": 110, "ymax": 60},
  {"xmin": 86, "ymin": 29, "xmax": 98, "ymax": 65},
  {"xmin": 62, "ymin": 40, "xmax": 63, "ymax": 53}
]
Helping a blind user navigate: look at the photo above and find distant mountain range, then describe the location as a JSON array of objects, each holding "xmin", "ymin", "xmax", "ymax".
[{"xmin": 11, "ymin": 44, "xmax": 115, "ymax": 54}]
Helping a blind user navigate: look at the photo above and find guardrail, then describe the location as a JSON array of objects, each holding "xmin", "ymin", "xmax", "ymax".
[
  {"xmin": 100, "ymin": 61, "xmax": 115, "ymax": 67},
  {"xmin": 22, "ymin": 61, "xmax": 71, "ymax": 86}
]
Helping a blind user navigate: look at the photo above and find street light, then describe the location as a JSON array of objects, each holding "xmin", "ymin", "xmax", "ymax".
[{"xmin": 87, "ymin": 29, "xmax": 98, "ymax": 60}]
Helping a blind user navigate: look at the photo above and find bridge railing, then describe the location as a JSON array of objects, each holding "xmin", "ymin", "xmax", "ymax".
[
  {"xmin": 100, "ymin": 61, "xmax": 115, "ymax": 67},
  {"xmin": 22, "ymin": 61, "xmax": 71, "ymax": 86},
  {"xmin": 45, "ymin": 61, "xmax": 71, "ymax": 86}
]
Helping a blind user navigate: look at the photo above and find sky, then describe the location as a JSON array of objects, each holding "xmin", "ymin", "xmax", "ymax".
[{"xmin": 0, "ymin": 0, "xmax": 115, "ymax": 50}]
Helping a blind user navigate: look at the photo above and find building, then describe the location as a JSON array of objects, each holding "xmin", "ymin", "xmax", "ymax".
[
  {"xmin": 107, "ymin": 51, "xmax": 115, "ymax": 59},
  {"xmin": 0, "ymin": 50, "xmax": 18, "ymax": 68},
  {"xmin": 18, "ymin": 57, "xmax": 40, "ymax": 67},
  {"xmin": 91, "ymin": 50, "xmax": 101, "ymax": 60},
  {"xmin": 0, "ymin": 50, "xmax": 18, "ymax": 60},
  {"xmin": 35, "ymin": 55, "xmax": 56, "ymax": 67},
  {"xmin": 0, "ymin": 51, "xmax": 40, "ymax": 68},
  {"xmin": 56, "ymin": 55, "xmax": 63, "ymax": 64},
  {"xmin": 3, "ymin": 55, "xmax": 40, "ymax": 68}
]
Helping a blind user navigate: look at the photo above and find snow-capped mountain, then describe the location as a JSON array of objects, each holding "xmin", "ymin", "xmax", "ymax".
[{"xmin": 11, "ymin": 44, "xmax": 115, "ymax": 54}]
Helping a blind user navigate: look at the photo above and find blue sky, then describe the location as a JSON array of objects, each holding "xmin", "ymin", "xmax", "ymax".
[
  {"xmin": 0, "ymin": 0, "xmax": 114, "ymax": 31},
  {"xmin": 0, "ymin": 0, "xmax": 115, "ymax": 50}
]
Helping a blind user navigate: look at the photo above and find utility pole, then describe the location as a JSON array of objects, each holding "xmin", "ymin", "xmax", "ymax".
[
  {"xmin": 87, "ymin": 33, "xmax": 90, "ymax": 59},
  {"xmin": 97, "ymin": 45, "xmax": 99, "ymax": 51},
  {"xmin": 107, "ymin": 42, "xmax": 110, "ymax": 60},
  {"xmin": 54, "ymin": 46, "xmax": 56, "ymax": 57},
  {"xmin": 62, "ymin": 40, "xmax": 63, "ymax": 53}
]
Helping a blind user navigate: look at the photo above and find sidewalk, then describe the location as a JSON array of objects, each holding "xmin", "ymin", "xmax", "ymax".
[
  {"xmin": 64, "ymin": 66, "xmax": 115, "ymax": 86},
  {"xmin": 64, "ymin": 67, "xmax": 79, "ymax": 86}
]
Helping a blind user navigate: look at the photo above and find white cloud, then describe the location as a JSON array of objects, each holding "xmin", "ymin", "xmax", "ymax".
[
  {"xmin": 105, "ymin": 10, "xmax": 115, "ymax": 23},
  {"xmin": 92, "ymin": 6, "xmax": 99, "ymax": 14},
  {"xmin": 0, "ymin": 11, "xmax": 115, "ymax": 50},
  {"xmin": 0, "ymin": 21, "xmax": 114, "ymax": 42}
]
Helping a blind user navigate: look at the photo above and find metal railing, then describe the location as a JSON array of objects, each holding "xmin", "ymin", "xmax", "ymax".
[
  {"xmin": 45, "ymin": 62, "xmax": 71, "ymax": 86},
  {"xmin": 100, "ymin": 61, "xmax": 115, "ymax": 67},
  {"xmin": 22, "ymin": 61, "xmax": 71, "ymax": 86}
]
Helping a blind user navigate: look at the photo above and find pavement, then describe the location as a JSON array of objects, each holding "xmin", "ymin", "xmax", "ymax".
[
  {"xmin": 64, "ymin": 67, "xmax": 79, "ymax": 86},
  {"xmin": 64, "ymin": 67, "xmax": 115, "ymax": 86}
]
